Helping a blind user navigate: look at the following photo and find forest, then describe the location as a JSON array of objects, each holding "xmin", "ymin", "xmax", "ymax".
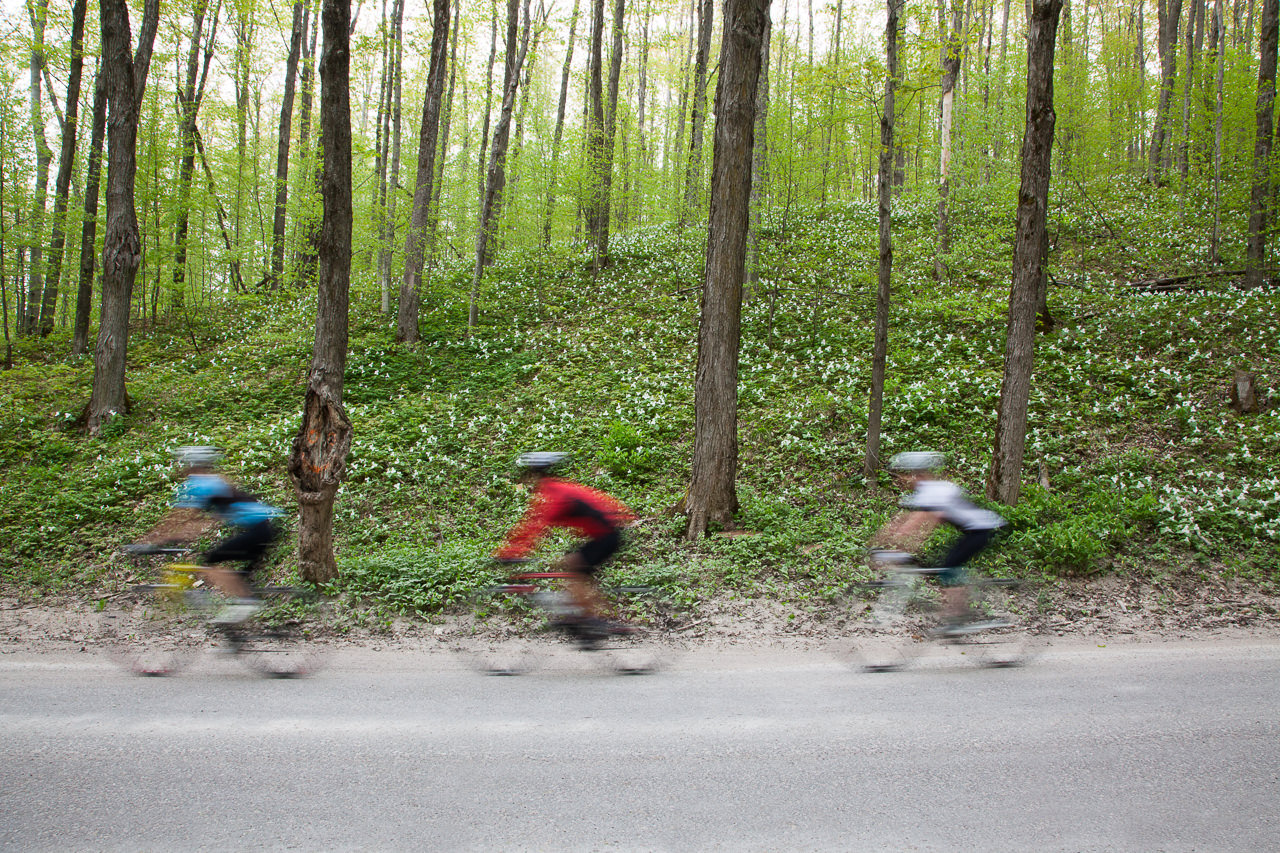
[{"xmin": 0, "ymin": 0, "xmax": 1277, "ymax": 623}]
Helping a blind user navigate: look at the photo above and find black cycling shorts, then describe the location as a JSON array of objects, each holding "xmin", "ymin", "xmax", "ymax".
[
  {"xmin": 574, "ymin": 529, "xmax": 623, "ymax": 576},
  {"xmin": 205, "ymin": 520, "xmax": 279, "ymax": 578}
]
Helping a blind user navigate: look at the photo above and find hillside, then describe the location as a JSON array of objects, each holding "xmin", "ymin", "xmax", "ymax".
[{"xmin": 2, "ymin": 184, "xmax": 1278, "ymax": 635}]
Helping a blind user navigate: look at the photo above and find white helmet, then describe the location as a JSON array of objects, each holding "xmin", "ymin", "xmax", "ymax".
[
  {"xmin": 515, "ymin": 451, "xmax": 570, "ymax": 473},
  {"xmin": 173, "ymin": 445, "xmax": 222, "ymax": 468},
  {"xmin": 888, "ymin": 451, "xmax": 945, "ymax": 473}
]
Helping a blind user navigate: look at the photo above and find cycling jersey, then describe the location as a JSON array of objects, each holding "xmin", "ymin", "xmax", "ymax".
[
  {"xmin": 901, "ymin": 479, "xmax": 1005, "ymax": 532},
  {"xmin": 175, "ymin": 474, "xmax": 282, "ymax": 528},
  {"xmin": 497, "ymin": 477, "xmax": 634, "ymax": 561}
]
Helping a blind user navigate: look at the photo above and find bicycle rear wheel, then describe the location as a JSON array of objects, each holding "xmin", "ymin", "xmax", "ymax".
[
  {"xmin": 959, "ymin": 578, "xmax": 1040, "ymax": 668},
  {"xmin": 97, "ymin": 586, "xmax": 206, "ymax": 676},
  {"xmin": 232, "ymin": 589, "xmax": 330, "ymax": 678}
]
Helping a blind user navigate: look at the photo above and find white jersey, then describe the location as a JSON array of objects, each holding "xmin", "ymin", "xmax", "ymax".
[{"xmin": 902, "ymin": 479, "xmax": 1005, "ymax": 532}]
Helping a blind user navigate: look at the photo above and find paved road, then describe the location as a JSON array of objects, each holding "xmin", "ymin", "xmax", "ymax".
[{"xmin": 1, "ymin": 639, "xmax": 1277, "ymax": 851}]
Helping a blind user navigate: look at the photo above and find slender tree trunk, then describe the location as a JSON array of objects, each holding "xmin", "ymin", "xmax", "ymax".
[
  {"xmin": 476, "ymin": 0, "xmax": 500, "ymax": 218},
  {"xmin": 170, "ymin": 0, "xmax": 210, "ymax": 313},
  {"xmin": 987, "ymin": 0, "xmax": 1064, "ymax": 506},
  {"xmin": 292, "ymin": 0, "xmax": 320, "ymax": 288},
  {"xmin": 289, "ymin": 0, "xmax": 354, "ymax": 585},
  {"xmin": 469, "ymin": 0, "xmax": 533, "ymax": 329},
  {"xmin": 594, "ymin": 0, "xmax": 627, "ymax": 269},
  {"xmin": 1211, "ymin": 0, "xmax": 1226, "ymax": 263},
  {"xmin": 0, "ymin": 116, "xmax": 12, "ymax": 367},
  {"xmin": 22, "ymin": 0, "xmax": 53, "ymax": 337},
  {"xmin": 232, "ymin": 9, "xmax": 254, "ymax": 291},
  {"xmin": 378, "ymin": 0, "xmax": 405, "ymax": 313},
  {"xmin": 72, "ymin": 68, "xmax": 106, "ymax": 356},
  {"xmin": 543, "ymin": 0, "xmax": 582, "ymax": 246},
  {"xmin": 87, "ymin": 0, "xmax": 159, "ymax": 435},
  {"xmin": 935, "ymin": 1, "xmax": 963, "ymax": 283},
  {"xmin": 680, "ymin": 0, "xmax": 714, "ymax": 226},
  {"xmin": 432, "ymin": 0, "xmax": 462, "ymax": 225},
  {"xmin": 1245, "ymin": 0, "xmax": 1279, "ymax": 287},
  {"xmin": 1179, "ymin": 0, "xmax": 1204, "ymax": 182},
  {"xmin": 745, "ymin": 9, "xmax": 771, "ymax": 289},
  {"xmin": 39, "ymin": 0, "xmax": 87, "ymax": 337},
  {"xmin": 268, "ymin": 1, "xmax": 305, "ymax": 290},
  {"xmin": 397, "ymin": 0, "xmax": 451, "ymax": 344},
  {"xmin": 685, "ymin": 0, "xmax": 767, "ymax": 539},
  {"xmin": 865, "ymin": 0, "xmax": 902, "ymax": 479},
  {"xmin": 585, "ymin": 0, "xmax": 607, "ymax": 268},
  {"xmin": 1150, "ymin": 0, "xmax": 1185, "ymax": 183}
]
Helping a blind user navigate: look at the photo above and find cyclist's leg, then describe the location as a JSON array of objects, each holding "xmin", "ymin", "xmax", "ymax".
[
  {"xmin": 937, "ymin": 528, "xmax": 996, "ymax": 621},
  {"xmin": 559, "ymin": 530, "xmax": 622, "ymax": 622},
  {"xmin": 204, "ymin": 522, "xmax": 276, "ymax": 621}
]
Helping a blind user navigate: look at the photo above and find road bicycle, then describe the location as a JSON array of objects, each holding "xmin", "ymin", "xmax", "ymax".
[
  {"xmin": 97, "ymin": 547, "xmax": 329, "ymax": 678},
  {"xmin": 840, "ymin": 549, "xmax": 1041, "ymax": 672},
  {"xmin": 460, "ymin": 565, "xmax": 666, "ymax": 675}
]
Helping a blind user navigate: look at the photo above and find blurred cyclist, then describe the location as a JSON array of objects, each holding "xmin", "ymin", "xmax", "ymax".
[
  {"xmin": 133, "ymin": 446, "xmax": 283, "ymax": 624},
  {"xmin": 495, "ymin": 452, "xmax": 635, "ymax": 635},
  {"xmin": 874, "ymin": 451, "xmax": 1006, "ymax": 631}
]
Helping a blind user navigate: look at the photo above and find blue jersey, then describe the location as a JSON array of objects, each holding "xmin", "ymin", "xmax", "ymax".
[{"xmin": 175, "ymin": 474, "xmax": 281, "ymax": 528}]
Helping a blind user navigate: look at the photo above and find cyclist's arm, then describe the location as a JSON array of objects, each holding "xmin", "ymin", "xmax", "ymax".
[
  {"xmin": 874, "ymin": 509, "xmax": 942, "ymax": 553},
  {"xmin": 136, "ymin": 507, "xmax": 218, "ymax": 546}
]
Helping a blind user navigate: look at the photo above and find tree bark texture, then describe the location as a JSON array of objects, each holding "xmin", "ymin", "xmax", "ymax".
[
  {"xmin": 543, "ymin": 0, "xmax": 582, "ymax": 246},
  {"xmin": 1150, "ymin": 0, "xmax": 1184, "ymax": 183},
  {"xmin": 685, "ymin": 0, "xmax": 767, "ymax": 539},
  {"xmin": 585, "ymin": 0, "xmax": 607, "ymax": 269},
  {"xmin": 1245, "ymin": 0, "xmax": 1279, "ymax": 287},
  {"xmin": 865, "ymin": 0, "xmax": 902, "ymax": 479},
  {"xmin": 680, "ymin": 0, "xmax": 714, "ymax": 226},
  {"xmin": 934, "ymin": 1, "xmax": 963, "ymax": 283},
  {"xmin": 170, "ymin": 0, "xmax": 211, "ymax": 312},
  {"xmin": 87, "ymin": 0, "xmax": 158, "ymax": 435},
  {"xmin": 72, "ymin": 68, "xmax": 106, "ymax": 356},
  {"xmin": 397, "ymin": 0, "xmax": 451, "ymax": 343},
  {"xmin": 22, "ymin": 0, "xmax": 52, "ymax": 337},
  {"xmin": 39, "ymin": 0, "xmax": 87, "ymax": 337},
  {"xmin": 987, "ymin": 0, "xmax": 1063, "ymax": 506},
  {"xmin": 290, "ymin": 0, "xmax": 354, "ymax": 584},
  {"xmin": 268, "ymin": 1, "xmax": 305, "ymax": 290}
]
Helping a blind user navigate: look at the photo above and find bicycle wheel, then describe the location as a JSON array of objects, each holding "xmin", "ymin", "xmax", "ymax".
[
  {"xmin": 232, "ymin": 589, "xmax": 330, "ymax": 678},
  {"xmin": 841, "ymin": 578, "xmax": 932, "ymax": 673},
  {"xmin": 97, "ymin": 586, "xmax": 207, "ymax": 676},
  {"xmin": 956, "ymin": 578, "xmax": 1040, "ymax": 668},
  {"xmin": 457, "ymin": 586, "xmax": 544, "ymax": 675}
]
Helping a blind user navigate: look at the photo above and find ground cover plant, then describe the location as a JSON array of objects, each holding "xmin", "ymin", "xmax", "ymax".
[{"xmin": 1, "ymin": 182, "xmax": 1276, "ymax": 628}]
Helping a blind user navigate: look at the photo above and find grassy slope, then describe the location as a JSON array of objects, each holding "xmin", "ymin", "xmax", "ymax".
[{"xmin": 1, "ymin": 179, "xmax": 1277, "ymax": 623}]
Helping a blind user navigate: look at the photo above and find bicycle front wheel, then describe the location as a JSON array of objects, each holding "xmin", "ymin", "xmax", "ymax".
[
  {"xmin": 962, "ymin": 578, "xmax": 1040, "ymax": 668},
  {"xmin": 232, "ymin": 589, "xmax": 330, "ymax": 678},
  {"xmin": 97, "ymin": 586, "xmax": 205, "ymax": 676}
]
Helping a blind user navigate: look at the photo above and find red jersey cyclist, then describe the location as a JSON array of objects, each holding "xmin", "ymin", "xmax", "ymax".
[{"xmin": 495, "ymin": 452, "xmax": 635, "ymax": 636}]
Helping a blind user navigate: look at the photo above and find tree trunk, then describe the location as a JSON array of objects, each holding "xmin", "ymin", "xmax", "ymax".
[
  {"xmin": 268, "ymin": 1, "xmax": 305, "ymax": 290},
  {"xmin": 378, "ymin": 0, "xmax": 405, "ymax": 314},
  {"xmin": 685, "ymin": 0, "xmax": 767, "ymax": 539},
  {"xmin": 22, "ymin": 0, "xmax": 53, "ymax": 337},
  {"xmin": 72, "ymin": 67, "xmax": 106, "ymax": 356},
  {"xmin": 468, "ymin": 0, "xmax": 533, "ymax": 329},
  {"xmin": 232, "ymin": 8, "xmax": 254, "ymax": 291},
  {"xmin": 594, "ymin": 0, "xmax": 627, "ymax": 269},
  {"xmin": 1211, "ymin": 0, "xmax": 1226, "ymax": 263},
  {"xmin": 585, "ymin": 0, "xmax": 607, "ymax": 269},
  {"xmin": 1245, "ymin": 0, "xmax": 1279, "ymax": 287},
  {"xmin": 745, "ymin": 8, "xmax": 771, "ymax": 289},
  {"xmin": 935, "ymin": 1, "xmax": 963, "ymax": 283},
  {"xmin": 543, "ymin": 0, "xmax": 582, "ymax": 246},
  {"xmin": 1150, "ymin": 0, "xmax": 1185, "ymax": 184},
  {"xmin": 865, "ymin": 0, "xmax": 902, "ymax": 479},
  {"xmin": 170, "ymin": 0, "xmax": 211, "ymax": 313},
  {"xmin": 987, "ymin": 0, "xmax": 1064, "ymax": 506},
  {"xmin": 39, "ymin": 0, "xmax": 87, "ymax": 338},
  {"xmin": 87, "ymin": 0, "xmax": 159, "ymax": 435},
  {"xmin": 292, "ymin": 0, "xmax": 320, "ymax": 288},
  {"xmin": 1, "ymin": 116, "xmax": 12, "ymax": 367},
  {"xmin": 289, "ymin": 0, "xmax": 354, "ymax": 585},
  {"xmin": 397, "ymin": 0, "xmax": 451, "ymax": 344},
  {"xmin": 680, "ymin": 0, "xmax": 714, "ymax": 226}
]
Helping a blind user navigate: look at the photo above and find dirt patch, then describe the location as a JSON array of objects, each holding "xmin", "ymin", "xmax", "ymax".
[{"xmin": 3, "ymin": 570, "xmax": 1279, "ymax": 657}]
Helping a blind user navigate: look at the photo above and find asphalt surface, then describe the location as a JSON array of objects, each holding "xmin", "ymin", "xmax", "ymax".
[{"xmin": 1, "ymin": 639, "xmax": 1277, "ymax": 851}]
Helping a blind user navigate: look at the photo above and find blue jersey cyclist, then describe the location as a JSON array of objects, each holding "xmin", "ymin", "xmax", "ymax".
[
  {"xmin": 874, "ymin": 451, "xmax": 1006, "ymax": 629},
  {"xmin": 136, "ymin": 446, "xmax": 282, "ymax": 623}
]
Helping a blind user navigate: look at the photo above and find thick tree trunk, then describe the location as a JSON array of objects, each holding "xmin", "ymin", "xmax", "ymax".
[
  {"xmin": 72, "ymin": 68, "xmax": 106, "ymax": 356},
  {"xmin": 865, "ymin": 0, "xmax": 902, "ymax": 479},
  {"xmin": 268, "ymin": 1, "xmax": 305, "ymax": 290},
  {"xmin": 469, "ymin": 0, "xmax": 533, "ymax": 329},
  {"xmin": 39, "ymin": 0, "xmax": 87, "ymax": 338},
  {"xmin": 680, "ymin": 0, "xmax": 714, "ymax": 226},
  {"xmin": 1245, "ymin": 0, "xmax": 1279, "ymax": 287},
  {"xmin": 685, "ymin": 0, "xmax": 767, "ymax": 539},
  {"xmin": 543, "ymin": 0, "xmax": 582, "ymax": 246},
  {"xmin": 397, "ymin": 0, "xmax": 451, "ymax": 344},
  {"xmin": 87, "ymin": 0, "xmax": 159, "ymax": 435},
  {"xmin": 289, "ymin": 0, "xmax": 354, "ymax": 585},
  {"xmin": 987, "ymin": 0, "xmax": 1063, "ymax": 506}
]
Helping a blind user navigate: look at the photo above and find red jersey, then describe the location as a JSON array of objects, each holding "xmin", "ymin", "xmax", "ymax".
[{"xmin": 496, "ymin": 477, "xmax": 634, "ymax": 560}]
